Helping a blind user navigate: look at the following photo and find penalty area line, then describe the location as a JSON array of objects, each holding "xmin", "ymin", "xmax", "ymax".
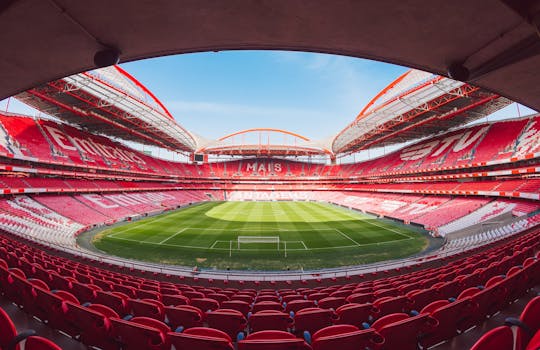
[
  {"xmin": 334, "ymin": 229, "xmax": 362, "ymax": 246},
  {"xmin": 158, "ymin": 228, "xmax": 187, "ymax": 244}
]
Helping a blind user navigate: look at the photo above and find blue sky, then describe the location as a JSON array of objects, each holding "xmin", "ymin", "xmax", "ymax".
[
  {"xmin": 118, "ymin": 51, "xmax": 410, "ymax": 141},
  {"xmin": 0, "ymin": 50, "xmax": 536, "ymax": 156}
]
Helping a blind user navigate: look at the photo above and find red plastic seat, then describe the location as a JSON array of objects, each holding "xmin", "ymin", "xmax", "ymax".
[
  {"xmin": 249, "ymin": 310, "xmax": 293, "ymax": 333},
  {"xmin": 183, "ymin": 290, "xmax": 205, "ymax": 299},
  {"xmin": 317, "ymin": 297, "xmax": 345, "ymax": 310},
  {"xmin": 32, "ymin": 288, "xmax": 72, "ymax": 332},
  {"xmin": 24, "ymin": 336, "xmax": 63, "ymax": 350},
  {"xmin": 168, "ymin": 327, "xmax": 234, "ymax": 350},
  {"xmin": 62, "ymin": 302, "xmax": 118, "ymax": 350},
  {"xmin": 294, "ymin": 308, "xmax": 336, "ymax": 336},
  {"xmin": 207, "ymin": 293, "xmax": 229, "ymax": 304},
  {"xmin": 470, "ymin": 326, "xmax": 514, "ymax": 350},
  {"xmin": 506, "ymin": 296, "xmax": 540, "ymax": 350},
  {"xmin": 190, "ymin": 297, "xmax": 220, "ymax": 312},
  {"xmin": 129, "ymin": 298, "xmax": 165, "ymax": 321},
  {"xmin": 165, "ymin": 305, "xmax": 205, "ymax": 330},
  {"xmin": 221, "ymin": 300, "xmax": 251, "ymax": 316},
  {"xmin": 70, "ymin": 280, "xmax": 99, "ymax": 303},
  {"xmin": 231, "ymin": 295, "xmax": 254, "ymax": 304},
  {"xmin": 94, "ymin": 291, "xmax": 129, "ymax": 316},
  {"xmin": 432, "ymin": 280, "xmax": 460, "ymax": 300},
  {"xmin": 161, "ymin": 293, "xmax": 189, "ymax": 306},
  {"xmin": 373, "ymin": 295, "xmax": 410, "ymax": 316},
  {"xmin": 311, "ymin": 324, "xmax": 383, "ymax": 350},
  {"xmin": 419, "ymin": 299, "xmax": 477, "ymax": 349},
  {"xmin": 206, "ymin": 309, "xmax": 247, "ymax": 339},
  {"xmin": 256, "ymin": 295, "xmax": 281, "ymax": 303},
  {"xmin": 407, "ymin": 288, "xmax": 439, "ymax": 311},
  {"xmin": 335, "ymin": 303, "xmax": 376, "ymax": 328},
  {"xmin": 282, "ymin": 294, "xmax": 305, "ymax": 303},
  {"xmin": 345, "ymin": 292, "xmax": 374, "ymax": 304},
  {"xmin": 526, "ymin": 330, "xmax": 540, "ymax": 350},
  {"xmin": 252, "ymin": 301, "xmax": 283, "ymax": 313},
  {"xmin": 370, "ymin": 312, "xmax": 438, "ymax": 350},
  {"xmin": 238, "ymin": 330, "xmax": 311, "ymax": 350},
  {"xmin": 0, "ymin": 306, "xmax": 37, "ymax": 350},
  {"xmin": 307, "ymin": 293, "xmax": 329, "ymax": 302},
  {"xmin": 285, "ymin": 300, "xmax": 316, "ymax": 314},
  {"xmin": 110, "ymin": 316, "xmax": 170, "ymax": 350}
]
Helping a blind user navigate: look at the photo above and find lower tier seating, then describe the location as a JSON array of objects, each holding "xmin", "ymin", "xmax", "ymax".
[{"xmin": 0, "ymin": 226, "xmax": 537, "ymax": 349}]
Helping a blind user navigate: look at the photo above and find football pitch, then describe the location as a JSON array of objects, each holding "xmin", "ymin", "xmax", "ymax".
[{"xmin": 92, "ymin": 201, "xmax": 428, "ymax": 270}]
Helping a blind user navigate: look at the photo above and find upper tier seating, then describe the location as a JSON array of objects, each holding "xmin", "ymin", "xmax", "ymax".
[{"xmin": 1, "ymin": 114, "xmax": 540, "ymax": 181}]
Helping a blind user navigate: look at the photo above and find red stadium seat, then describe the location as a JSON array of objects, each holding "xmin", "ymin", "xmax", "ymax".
[
  {"xmin": 419, "ymin": 299, "xmax": 477, "ymax": 349},
  {"xmin": 317, "ymin": 297, "xmax": 345, "ymax": 310},
  {"xmin": 190, "ymin": 297, "xmax": 220, "ymax": 312},
  {"xmin": 165, "ymin": 305, "xmax": 205, "ymax": 330},
  {"xmin": 505, "ymin": 296, "xmax": 540, "ymax": 350},
  {"xmin": 168, "ymin": 327, "xmax": 234, "ymax": 350},
  {"xmin": 206, "ymin": 309, "xmax": 247, "ymax": 339},
  {"xmin": 221, "ymin": 300, "xmax": 252, "ymax": 316},
  {"xmin": 293, "ymin": 308, "xmax": 336, "ymax": 336},
  {"xmin": 252, "ymin": 301, "xmax": 283, "ymax": 313},
  {"xmin": 129, "ymin": 298, "xmax": 165, "ymax": 321},
  {"xmin": 470, "ymin": 326, "xmax": 514, "ymax": 350},
  {"xmin": 110, "ymin": 316, "xmax": 170, "ymax": 350},
  {"xmin": 238, "ymin": 330, "xmax": 311, "ymax": 350},
  {"xmin": 285, "ymin": 300, "xmax": 317, "ymax": 314},
  {"xmin": 249, "ymin": 310, "xmax": 293, "ymax": 333},
  {"xmin": 311, "ymin": 324, "xmax": 383, "ymax": 350},
  {"xmin": 369, "ymin": 312, "xmax": 438, "ymax": 350},
  {"xmin": 335, "ymin": 303, "xmax": 376, "ymax": 328}
]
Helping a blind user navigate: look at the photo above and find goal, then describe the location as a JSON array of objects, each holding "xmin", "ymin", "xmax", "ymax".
[{"xmin": 237, "ymin": 236, "xmax": 280, "ymax": 250}]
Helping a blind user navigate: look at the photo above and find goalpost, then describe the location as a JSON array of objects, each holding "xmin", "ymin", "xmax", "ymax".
[{"xmin": 237, "ymin": 236, "xmax": 280, "ymax": 250}]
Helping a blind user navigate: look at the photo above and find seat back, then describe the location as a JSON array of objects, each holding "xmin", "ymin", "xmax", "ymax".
[
  {"xmin": 206, "ymin": 309, "xmax": 247, "ymax": 339},
  {"xmin": 24, "ymin": 336, "xmax": 62, "ymax": 350},
  {"xmin": 372, "ymin": 313, "xmax": 437, "ymax": 350},
  {"xmin": 249, "ymin": 310, "xmax": 293, "ymax": 333},
  {"xmin": 168, "ymin": 328, "xmax": 234, "ymax": 350},
  {"xmin": 294, "ymin": 308, "xmax": 335, "ymax": 335},
  {"xmin": 470, "ymin": 326, "xmax": 513, "ymax": 350},
  {"xmin": 165, "ymin": 305, "xmax": 204, "ymax": 330},
  {"xmin": 335, "ymin": 303, "xmax": 375, "ymax": 327},
  {"xmin": 239, "ymin": 330, "xmax": 310, "ymax": 350},
  {"xmin": 191, "ymin": 297, "xmax": 220, "ymax": 312},
  {"xmin": 110, "ymin": 317, "xmax": 169, "ymax": 350},
  {"xmin": 221, "ymin": 300, "xmax": 251, "ymax": 316},
  {"xmin": 311, "ymin": 325, "xmax": 382, "ymax": 350}
]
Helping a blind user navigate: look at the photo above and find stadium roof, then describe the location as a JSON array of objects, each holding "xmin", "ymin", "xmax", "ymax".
[
  {"xmin": 199, "ymin": 128, "xmax": 332, "ymax": 157},
  {"xmin": 15, "ymin": 66, "xmax": 197, "ymax": 153},
  {"xmin": 332, "ymin": 70, "xmax": 512, "ymax": 155},
  {"xmin": 0, "ymin": 1, "xmax": 539, "ymax": 113}
]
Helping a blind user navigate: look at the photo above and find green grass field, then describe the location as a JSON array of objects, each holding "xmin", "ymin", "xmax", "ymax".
[{"xmin": 92, "ymin": 201, "xmax": 428, "ymax": 270}]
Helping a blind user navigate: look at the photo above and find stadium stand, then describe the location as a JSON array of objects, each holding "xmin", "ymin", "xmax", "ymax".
[
  {"xmin": 0, "ymin": 223, "xmax": 537, "ymax": 349},
  {"xmin": 0, "ymin": 112, "xmax": 537, "ymax": 350}
]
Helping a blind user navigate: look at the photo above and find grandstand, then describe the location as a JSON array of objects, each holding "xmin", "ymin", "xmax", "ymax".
[{"xmin": 0, "ymin": 2, "xmax": 538, "ymax": 349}]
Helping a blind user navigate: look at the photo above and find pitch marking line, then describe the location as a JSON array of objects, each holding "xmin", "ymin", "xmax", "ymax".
[
  {"xmin": 190, "ymin": 227, "xmax": 336, "ymax": 232},
  {"xmin": 108, "ymin": 213, "xmax": 181, "ymax": 238},
  {"xmin": 158, "ymin": 228, "xmax": 187, "ymax": 244},
  {"xmin": 334, "ymin": 229, "xmax": 362, "ymax": 246},
  {"xmin": 109, "ymin": 236, "xmax": 209, "ymax": 250},
  {"xmin": 329, "ymin": 205, "xmax": 413, "ymax": 239},
  {"xmin": 106, "ymin": 236, "xmax": 411, "ymax": 252}
]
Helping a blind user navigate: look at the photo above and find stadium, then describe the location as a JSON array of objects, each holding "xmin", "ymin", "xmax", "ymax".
[{"xmin": 0, "ymin": 1, "xmax": 539, "ymax": 350}]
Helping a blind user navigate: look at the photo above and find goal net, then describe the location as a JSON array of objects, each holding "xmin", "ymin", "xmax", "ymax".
[{"xmin": 237, "ymin": 236, "xmax": 280, "ymax": 250}]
